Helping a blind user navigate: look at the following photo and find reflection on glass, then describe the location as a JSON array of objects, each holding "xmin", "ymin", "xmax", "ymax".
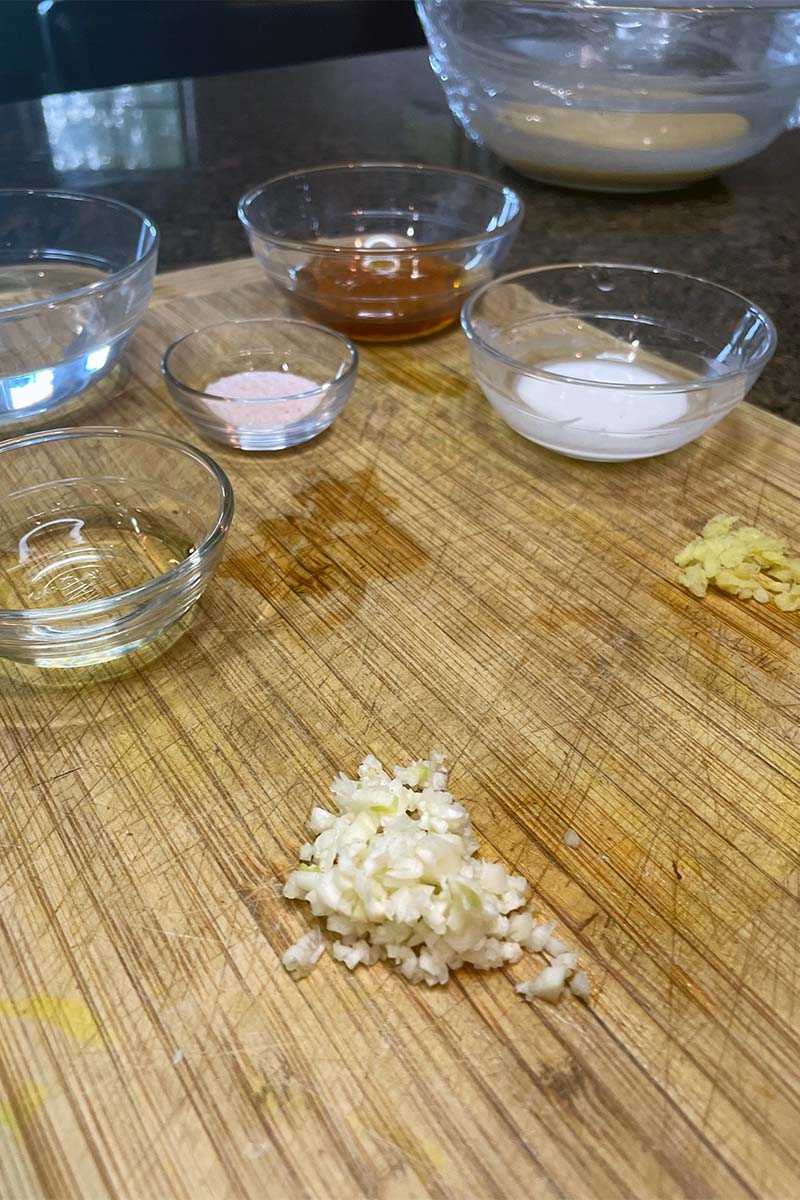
[
  {"xmin": 41, "ymin": 81, "xmax": 194, "ymax": 172},
  {"xmin": 85, "ymin": 344, "xmax": 111, "ymax": 372},
  {"xmin": 8, "ymin": 368, "xmax": 55, "ymax": 410}
]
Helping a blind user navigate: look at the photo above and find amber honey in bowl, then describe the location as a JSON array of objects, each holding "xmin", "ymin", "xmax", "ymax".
[
  {"xmin": 239, "ymin": 164, "xmax": 524, "ymax": 343},
  {"xmin": 290, "ymin": 235, "xmax": 467, "ymax": 342}
]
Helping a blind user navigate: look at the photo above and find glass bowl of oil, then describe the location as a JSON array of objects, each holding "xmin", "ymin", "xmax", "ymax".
[
  {"xmin": 0, "ymin": 190, "xmax": 158, "ymax": 433},
  {"xmin": 238, "ymin": 163, "xmax": 523, "ymax": 342},
  {"xmin": 0, "ymin": 426, "xmax": 233, "ymax": 667}
]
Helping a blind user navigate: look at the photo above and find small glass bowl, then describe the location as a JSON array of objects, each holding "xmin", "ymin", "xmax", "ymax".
[
  {"xmin": 162, "ymin": 317, "xmax": 358, "ymax": 451},
  {"xmin": 461, "ymin": 264, "xmax": 777, "ymax": 462},
  {"xmin": 0, "ymin": 189, "xmax": 158, "ymax": 433},
  {"xmin": 0, "ymin": 426, "xmax": 233, "ymax": 667},
  {"xmin": 238, "ymin": 162, "xmax": 523, "ymax": 342}
]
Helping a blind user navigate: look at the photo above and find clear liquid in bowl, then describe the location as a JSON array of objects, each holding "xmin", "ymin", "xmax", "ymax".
[
  {"xmin": 0, "ymin": 510, "xmax": 193, "ymax": 611},
  {"xmin": 0, "ymin": 260, "xmax": 108, "ymax": 307},
  {"xmin": 0, "ymin": 258, "xmax": 122, "ymax": 424}
]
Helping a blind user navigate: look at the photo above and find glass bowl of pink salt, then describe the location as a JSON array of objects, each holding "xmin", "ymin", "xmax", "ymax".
[{"xmin": 161, "ymin": 317, "xmax": 358, "ymax": 451}]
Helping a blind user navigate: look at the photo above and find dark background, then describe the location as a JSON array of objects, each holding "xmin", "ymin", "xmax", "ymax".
[{"xmin": 2, "ymin": 0, "xmax": 424, "ymax": 104}]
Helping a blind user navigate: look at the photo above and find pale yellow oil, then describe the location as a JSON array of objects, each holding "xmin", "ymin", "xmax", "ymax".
[{"xmin": 0, "ymin": 513, "xmax": 194, "ymax": 610}]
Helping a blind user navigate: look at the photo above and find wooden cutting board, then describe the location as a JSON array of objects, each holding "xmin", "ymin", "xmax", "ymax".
[{"xmin": 1, "ymin": 258, "xmax": 799, "ymax": 1200}]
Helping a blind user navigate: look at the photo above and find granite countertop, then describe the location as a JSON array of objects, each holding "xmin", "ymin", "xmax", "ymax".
[{"xmin": 0, "ymin": 47, "xmax": 797, "ymax": 419}]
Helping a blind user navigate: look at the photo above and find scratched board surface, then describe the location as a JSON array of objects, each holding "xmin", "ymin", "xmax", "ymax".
[{"xmin": 1, "ymin": 258, "xmax": 799, "ymax": 1200}]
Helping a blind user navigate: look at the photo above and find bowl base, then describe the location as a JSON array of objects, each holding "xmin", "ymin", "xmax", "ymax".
[
  {"xmin": 288, "ymin": 296, "xmax": 461, "ymax": 343},
  {"xmin": 334, "ymin": 313, "xmax": 459, "ymax": 343},
  {"xmin": 533, "ymin": 443, "xmax": 679, "ymax": 462},
  {"xmin": 199, "ymin": 417, "xmax": 336, "ymax": 452},
  {"xmin": 505, "ymin": 158, "xmax": 722, "ymax": 194},
  {"xmin": 2, "ymin": 604, "xmax": 198, "ymax": 670}
]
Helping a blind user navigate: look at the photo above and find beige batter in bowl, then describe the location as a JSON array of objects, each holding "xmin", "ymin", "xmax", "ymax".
[{"xmin": 491, "ymin": 102, "xmax": 753, "ymax": 189}]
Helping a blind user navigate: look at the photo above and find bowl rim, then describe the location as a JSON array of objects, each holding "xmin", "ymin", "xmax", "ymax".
[
  {"xmin": 237, "ymin": 161, "xmax": 524, "ymax": 257},
  {"xmin": 161, "ymin": 317, "xmax": 359, "ymax": 403},
  {"xmin": 0, "ymin": 189, "xmax": 159, "ymax": 320},
  {"xmin": 0, "ymin": 425, "xmax": 233, "ymax": 623},
  {"xmin": 508, "ymin": 2, "xmax": 798, "ymax": 10},
  {"xmin": 460, "ymin": 262, "xmax": 778, "ymax": 393}
]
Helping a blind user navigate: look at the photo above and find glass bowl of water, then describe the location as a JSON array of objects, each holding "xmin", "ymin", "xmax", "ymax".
[
  {"xmin": 0, "ymin": 190, "xmax": 158, "ymax": 432},
  {"xmin": 162, "ymin": 317, "xmax": 358, "ymax": 450},
  {"xmin": 0, "ymin": 427, "xmax": 233, "ymax": 667},
  {"xmin": 417, "ymin": 0, "xmax": 800, "ymax": 192},
  {"xmin": 461, "ymin": 263, "xmax": 776, "ymax": 461}
]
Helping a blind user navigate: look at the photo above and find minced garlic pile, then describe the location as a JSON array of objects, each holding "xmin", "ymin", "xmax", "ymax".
[
  {"xmin": 281, "ymin": 753, "xmax": 588, "ymax": 1004},
  {"xmin": 675, "ymin": 513, "xmax": 800, "ymax": 612}
]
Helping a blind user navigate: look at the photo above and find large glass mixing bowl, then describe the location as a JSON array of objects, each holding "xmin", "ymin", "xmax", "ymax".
[{"xmin": 417, "ymin": 0, "xmax": 800, "ymax": 191}]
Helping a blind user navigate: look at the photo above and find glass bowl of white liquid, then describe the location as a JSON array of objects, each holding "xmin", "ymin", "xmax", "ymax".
[
  {"xmin": 0, "ymin": 190, "xmax": 158, "ymax": 432},
  {"xmin": 461, "ymin": 264, "xmax": 776, "ymax": 461}
]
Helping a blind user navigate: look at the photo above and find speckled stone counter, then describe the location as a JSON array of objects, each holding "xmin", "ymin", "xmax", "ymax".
[{"xmin": 0, "ymin": 48, "xmax": 797, "ymax": 418}]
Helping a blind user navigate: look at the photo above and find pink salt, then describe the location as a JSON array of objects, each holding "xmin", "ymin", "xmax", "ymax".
[{"xmin": 203, "ymin": 370, "xmax": 321, "ymax": 429}]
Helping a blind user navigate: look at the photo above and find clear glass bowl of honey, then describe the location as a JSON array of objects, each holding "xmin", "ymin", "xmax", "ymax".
[{"xmin": 238, "ymin": 163, "xmax": 523, "ymax": 342}]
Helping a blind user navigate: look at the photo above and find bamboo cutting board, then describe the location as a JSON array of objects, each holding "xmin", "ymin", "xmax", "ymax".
[{"xmin": 1, "ymin": 258, "xmax": 799, "ymax": 1200}]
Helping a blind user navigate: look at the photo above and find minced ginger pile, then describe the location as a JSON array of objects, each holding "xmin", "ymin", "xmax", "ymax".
[
  {"xmin": 675, "ymin": 513, "xmax": 800, "ymax": 612},
  {"xmin": 281, "ymin": 753, "xmax": 588, "ymax": 1005}
]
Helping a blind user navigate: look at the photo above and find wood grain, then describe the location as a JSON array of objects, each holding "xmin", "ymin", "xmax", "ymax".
[{"xmin": 1, "ymin": 258, "xmax": 799, "ymax": 1200}]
